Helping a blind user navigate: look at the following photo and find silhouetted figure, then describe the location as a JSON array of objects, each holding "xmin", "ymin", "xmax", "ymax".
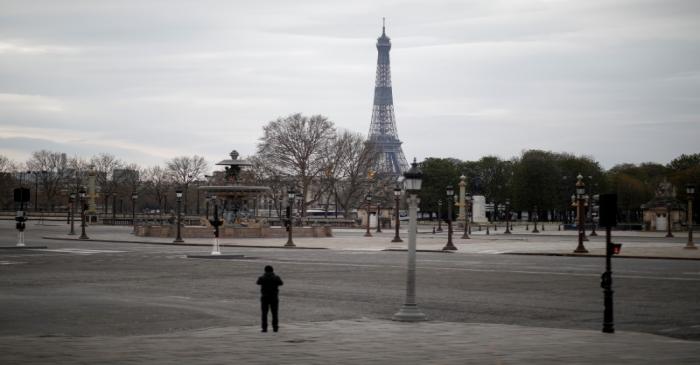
[{"xmin": 257, "ymin": 265, "xmax": 283, "ymax": 332}]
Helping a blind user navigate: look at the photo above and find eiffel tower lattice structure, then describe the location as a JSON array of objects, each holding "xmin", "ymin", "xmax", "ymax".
[{"xmin": 367, "ymin": 20, "xmax": 409, "ymax": 179}]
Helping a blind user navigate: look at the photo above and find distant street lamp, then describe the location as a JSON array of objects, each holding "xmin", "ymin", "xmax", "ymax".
[
  {"xmin": 574, "ymin": 174, "xmax": 589, "ymax": 253},
  {"xmin": 504, "ymin": 199, "xmax": 512, "ymax": 234},
  {"xmin": 173, "ymin": 189, "xmax": 184, "ymax": 243},
  {"xmin": 31, "ymin": 170, "xmax": 47, "ymax": 212},
  {"xmin": 210, "ymin": 195, "xmax": 222, "ymax": 255},
  {"xmin": 392, "ymin": 185, "xmax": 403, "ymax": 243},
  {"xmin": 436, "ymin": 200, "xmax": 443, "ymax": 232},
  {"xmin": 590, "ymin": 193, "xmax": 599, "ymax": 237},
  {"xmin": 131, "ymin": 192, "xmax": 138, "ymax": 234},
  {"xmin": 442, "ymin": 185, "xmax": 457, "ymax": 251},
  {"xmin": 461, "ymin": 194, "xmax": 471, "ymax": 239},
  {"xmin": 79, "ymin": 189, "xmax": 89, "ymax": 240},
  {"xmin": 686, "ymin": 184, "xmax": 696, "ymax": 249},
  {"xmin": 364, "ymin": 192, "xmax": 373, "ymax": 237},
  {"xmin": 532, "ymin": 205, "xmax": 540, "ymax": 233},
  {"xmin": 68, "ymin": 192, "xmax": 76, "ymax": 235},
  {"xmin": 393, "ymin": 159, "xmax": 426, "ymax": 321},
  {"xmin": 376, "ymin": 201, "xmax": 382, "ymax": 233},
  {"xmin": 285, "ymin": 189, "xmax": 296, "ymax": 247},
  {"xmin": 666, "ymin": 202, "xmax": 674, "ymax": 238}
]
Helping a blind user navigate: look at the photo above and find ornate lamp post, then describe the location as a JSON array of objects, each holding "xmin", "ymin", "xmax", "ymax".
[
  {"xmin": 686, "ymin": 184, "xmax": 696, "ymax": 249},
  {"xmin": 532, "ymin": 205, "xmax": 540, "ymax": 233},
  {"xmin": 442, "ymin": 185, "xmax": 457, "ymax": 251},
  {"xmin": 461, "ymin": 194, "xmax": 471, "ymax": 239},
  {"xmin": 665, "ymin": 202, "xmax": 674, "ymax": 238},
  {"xmin": 173, "ymin": 189, "xmax": 184, "ymax": 243},
  {"xmin": 285, "ymin": 189, "xmax": 296, "ymax": 247},
  {"xmin": 574, "ymin": 174, "xmax": 589, "ymax": 253},
  {"xmin": 590, "ymin": 194, "xmax": 599, "ymax": 236},
  {"xmin": 393, "ymin": 159, "xmax": 426, "ymax": 322},
  {"xmin": 436, "ymin": 200, "xmax": 443, "ymax": 232},
  {"xmin": 364, "ymin": 192, "xmax": 373, "ymax": 237},
  {"xmin": 392, "ymin": 185, "xmax": 403, "ymax": 243},
  {"xmin": 131, "ymin": 192, "xmax": 138, "ymax": 234},
  {"xmin": 210, "ymin": 195, "xmax": 222, "ymax": 254},
  {"xmin": 504, "ymin": 199, "xmax": 511, "ymax": 234},
  {"xmin": 68, "ymin": 192, "xmax": 76, "ymax": 235},
  {"xmin": 376, "ymin": 201, "xmax": 382, "ymax": 233},
  {"xmin": 79, "ymin": 189, "xmax": 89, "ymax": 240}
]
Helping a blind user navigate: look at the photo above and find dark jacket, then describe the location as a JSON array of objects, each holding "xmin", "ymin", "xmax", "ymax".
[{"xmin": 257, "ymin": 272, "xmax": 283, "ymax": 299}]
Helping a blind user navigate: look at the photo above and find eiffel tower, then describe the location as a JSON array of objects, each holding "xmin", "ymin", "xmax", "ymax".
[{"xmin": 367, "ymin": 19, "xmax": 409, "ymax": 178}]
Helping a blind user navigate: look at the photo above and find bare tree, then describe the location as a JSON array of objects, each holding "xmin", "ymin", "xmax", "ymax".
[
  {"xmin": 0, "ymin": 154, "xmax": 19, "ymax": 209},
  {"xmin": 143, "ymin": 165, "xmax": 172, "ymax": 214},
  {"xmin": 166, "ymin": 155, "xmax": 209, "ymax": 214},
  {"xmin": 256, "ymin": 113, "xmax": 336, "ymax": 216},
  {"xmin": 25, "ymin": 150, "xmax": 70, "ymax": 210},
  {"xmin": 333, "ymin": 132, "xmax": 378, "ymax": 217},
  {"xmin": 90, "ymin": 153, "xmax": 124, "ymax": 214}
]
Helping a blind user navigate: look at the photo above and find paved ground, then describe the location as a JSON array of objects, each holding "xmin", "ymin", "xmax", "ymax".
[
  {"xmin": 2, "ymin": 319, "xmax": 699, "ymax": 364},
  {"xmin": 2, "ymin": 221, "xmax": 699, "ymax": 364}
]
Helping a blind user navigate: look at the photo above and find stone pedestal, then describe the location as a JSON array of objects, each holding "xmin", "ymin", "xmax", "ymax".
[{"xmin": 472, "ymin": 195, "xmax": 488, "ymax": 223}]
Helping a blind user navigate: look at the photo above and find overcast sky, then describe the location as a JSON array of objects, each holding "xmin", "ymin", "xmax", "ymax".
[{"xmin": 1, "ymin": 0, "xmax": 698, "ymax": 170}]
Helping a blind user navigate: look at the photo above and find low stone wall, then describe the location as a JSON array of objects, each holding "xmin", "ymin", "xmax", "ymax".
[{"xmin": 136, "ymin": 225, "xmax": 332, "ymax": 239}]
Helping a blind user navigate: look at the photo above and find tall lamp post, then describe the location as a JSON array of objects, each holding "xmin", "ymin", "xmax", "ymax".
[
  {"xmin": 68, "ymin": 192, "xmax": 76, "ymax": 235},
  {"xmin": 461, "ymin": 194, "xmax": 471, "ymax": 239},
  {"xmin": 79, "ymin": 189, "xmax": 89, "ymax": 240},
  {"xmin": 665, "ymin": 202, "xmax": 674, "ymax": 238},
  {"xmin": 504, "ymin": 199, "xmax": 511, "ymax": 234},
  {"xmin": 173, "ymin": 189, "xmax": 184, "ymax": 243},
  {"xmin": 364, "ymin": 192, "xmax": 373, "ymax": 237},
  {"xmin": 590, "ymin": 193, "xmax": 599, "ymax": 237},
  {"xmin": 392, "ymin": 185, "xmax": 403, "ymax": 243},
  {"xmin": 442, "ymin": 185, "xmax": 457, "ymax": 251},
  {"xmin": 574, "ymin": 174, "xmax": 589, "ymax": 253},
  {"xmin": 436, "ymin": 200, "xmax": 443, "ymax": 232},
  {"xmin": 393, "ymin": 159, "xmax": 426, "ymax": 321},
  {"xmin": 532, "ymin": 205, "xmax": 540, "ymax": 233},
  {"xmin": 376, "ymin": 201, "xmax": 382, "ymax": 233},
  {"xmin": 686, "ymin": 184, "xmax": 696, "ymax": 249},
  {"xmin": 131, "ymin": 192, "xmax": 138, "ymax": 234},
  {"xmin": 285, "ymin": 189, "xmax": 296, "ymax": 247}
]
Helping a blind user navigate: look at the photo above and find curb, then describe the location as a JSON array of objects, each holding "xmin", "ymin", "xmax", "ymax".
[
  {"xmin": 504, "ymin": 252, "xmax": 700, "ymax": 261},
  {"xmin": 382, "ymin": 248, "xmax": 454, "ymax": 253},
  {"xmin": 0, "ymin": 246, "xmax": 48, "ymax": 249},
  {"xmin": 41, "ymin": 236, "xmax": 328, "ymax": 250}
]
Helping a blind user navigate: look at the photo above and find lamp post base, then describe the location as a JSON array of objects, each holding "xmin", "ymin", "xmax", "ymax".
[
  {"xmin": 684, "ymin": 243, "xmax": 697, "ymax": 249},
  {"xmin": 391, "ymin": 237, "xmax": 403, "ymax": 243},
  {"xmin": 393, "ymin": 304, "xmax": 426, "ymax": 322},
  {"xmin": 173, "ymin": 238, "xmax": 184, "ymax": 243},
  {"xmin": 442, "ymin": 242, "xmax": 457, "ymax": 251},
  {"xmin": 364, "ymin": 232, "xmax": 372, "ymax": 237},
  {"xmin": 574, "ymin": 246, "xmax": 589, "ymax": 253}
]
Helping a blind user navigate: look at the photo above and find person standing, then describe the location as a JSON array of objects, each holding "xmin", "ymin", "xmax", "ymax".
[{"xmin": 257, "ymin": 265, "xmax": 283, "ymax": 332}]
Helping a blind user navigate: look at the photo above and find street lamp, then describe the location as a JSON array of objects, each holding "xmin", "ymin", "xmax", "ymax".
[
  {"xmin": 666, "ymin": 202, "xmax": 674, "ymax": 238},
  {"xmin": 686, "ymin": 184, "xmax": 696, "ymax": 249},
  {"xmin": 393, "ymin": 158, "xmax": 426, "ymax": 321},
  {"xmin": 442, "ymin": 185, "xmax": 457, "ymax": 251},
  {"xmin": 376, "ymin": 200, "xmax": 382, "ymax": 233},
  {"xmin": 574, "ymin": 174, "xmax": 588, "ymax": 253},
  {"xmin": 173, "ymin": 189, "xmax": 184, "ymax": 243},
  {"xmin": 461, "ymin": 194, "xmax": 471, "ymax": 239},
  {"xmin": 210, "ymin": 195, "xmax": 222, "ymax": 255},
  {"xmin": 392, "ymin": 185, "xmax": 403, "ymax": 243},
  {"xmin": 78, "ymin": 189, "xmax": 89, "ymax": 240},
  {"xmin": 532, "ymin": 205, "xmax": 540, "ymax": 233},
  {"xmin": 285, "ymin": 189, "xmax": 296, "ymax": 247},
  {"xmin": 364, "ymin": 192, "xmax": 373, "ymax": 237},
  {"xmin": 131, "ymin": 192, "xmax": 138, "ymax": 234},
  {"xmin": 504, "ymin": 199, "xmax": 511, "ymax": 234},
  {"xmin": 68, "ymin": 192, "xmax": 76, "ymax": 235},
  {"xmin": 436, "ymin": 200, "xmax": 443, "ymax": 232},
  {"xmin": 590, "ymin": 193, "xmax": 599, "ymax": 237}
]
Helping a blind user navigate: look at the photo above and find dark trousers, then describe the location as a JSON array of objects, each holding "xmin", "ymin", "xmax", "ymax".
[{"xmin": 261, "ymin": 297, "xmax": 279, "ymax": 330}]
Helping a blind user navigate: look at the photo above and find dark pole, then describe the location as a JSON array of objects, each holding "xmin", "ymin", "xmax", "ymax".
[
  {"xmin": 69, "ymin": 193, "xmax": 76, "ymax": 235},
  {"xmin": 112, "ymin": 193, "xmax": 116, "ymax": 222},
  {"xmin": 174, "ymin": 190, "xmax": 184, "ymax": 243},
  {"xmin": 79, "ymin": 190, "xmax": 89, "ymax": 240},
  {"xmin": 590, "ymin": 194, "xmax": 598, "ymax": 236},
  {"xmin": 442, "ymin": 186, "xmax": 457, "ymax": 251},
  {"xmin": 686, "ymin": 184, "xmax": 696, "ymax": 249},
  {"xmin": 436, "ymin": 200, "xmax": 443, "ymax": 232},
  {"xmin": 574, "ymin": 174, "xmax": 589, "ymax": 253},
  {"xmin": 376, "ymin": 202, "xmax": 382, "ymax": 233},
  {"xmin": 504, "ymin": 200, "xmax": 511, "ymax": 234},
  {"xmin": 364, "ymin": 192, "xmax": 373, "ymax": 237},
  {"xmin": 602, "ymin": 225, "xmax": 614, "ymax": 333},
  {"xmin": 392, "ymin": 187, "xmax": 402, "ymax": 243},
  {"xmin": 132, "ymin": 193, "xmax": 137, "ymax": 234},
  {"xmin": 285, "ymin": 192, "xmax": 295, "ymax": 247},
  {"xmin": 532, "ymin": 205, "xmax": 540, "ymax": 233},
  {"xmin": 34, "ymin": 172, "xmax": 39, "ymax": 212},
  {"xmin": 666, "ymin": 203, "xmax": 674, "ymax": 238}
]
